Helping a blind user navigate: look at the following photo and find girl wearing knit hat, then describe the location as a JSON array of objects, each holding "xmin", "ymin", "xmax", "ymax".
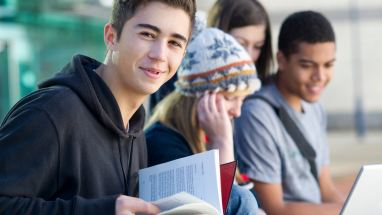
[
  {"xmin": 150, "ymin": 0, "xmax": 273, "ymax": 113},
  {"xmin": 144, "ymin": 20, "xmax": 261, "ymax": 214},
  {"xmin": 208, "ymin": 0, "xmax": 273, "ymax": 196}
]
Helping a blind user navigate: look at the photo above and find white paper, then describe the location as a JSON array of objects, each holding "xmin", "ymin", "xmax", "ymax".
[
  {"xmin": 153, "ymin": 192, "xmax": 205, "ymax": 211},
  {"xmin": 139, "ymin": 150, "xmax": 222, "ymax": 214},
  {"xmin": 154, "ymin": 192, "xmax": 219, "ymax": 215}
]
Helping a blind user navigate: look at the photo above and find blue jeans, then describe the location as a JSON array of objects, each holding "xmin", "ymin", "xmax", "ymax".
[{"xmin": 226, "ymin": 184, "xmax": 258, "ymax": 215}]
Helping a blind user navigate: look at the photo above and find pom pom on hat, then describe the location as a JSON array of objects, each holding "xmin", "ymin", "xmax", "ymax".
[
  {"xmin": 190, "ymin": 12, "xmax": 207, "ymax": 42},
  {"xmin": 175, "ymin": 18, "xmax": 261, "ymax": 97}
]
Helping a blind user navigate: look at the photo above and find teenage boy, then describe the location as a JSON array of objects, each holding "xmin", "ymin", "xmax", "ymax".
[
  {"xmin": 0, "ymin": 0, "xmax": 196, "ymax": 214},
  {"xmin": 234, "ymin": 11, "xmax": 345, "ymax": 215}
]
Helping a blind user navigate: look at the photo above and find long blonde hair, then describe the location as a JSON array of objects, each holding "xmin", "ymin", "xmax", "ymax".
[{"xmin": 145, "ymin": 91, "xmax": 206, "ymax": 153}]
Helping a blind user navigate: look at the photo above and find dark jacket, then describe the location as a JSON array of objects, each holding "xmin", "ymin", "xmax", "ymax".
[
  {"xmin": 0, "ymin": 55, "xmax": 147, "ymax": 214},
  {"xmin": 145, "ymin": 121, "xmax": 193, "ymax": 167}
]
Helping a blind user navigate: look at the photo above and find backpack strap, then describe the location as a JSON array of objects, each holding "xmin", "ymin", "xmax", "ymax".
[{"xmin": 246, "ymin": 94, "xmax": 319, "ymax": 183}]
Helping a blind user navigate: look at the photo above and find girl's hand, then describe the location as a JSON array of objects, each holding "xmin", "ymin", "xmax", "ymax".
[
  {"xmin": 197, "ymin": 92, "xmax": 232, "ymax": 142},
  {"xmin": 197, "ymin": 92, "xmax": 234, "ymax": 163}
]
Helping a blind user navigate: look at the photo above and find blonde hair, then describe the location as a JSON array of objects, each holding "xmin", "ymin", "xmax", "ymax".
[
  {"xmin": 145, "ymin": 91, "xmax": 206, "ymax": 153},
  {"xmin": 146, "ymin": 89, "xmax": 254, "ymax": 154}
]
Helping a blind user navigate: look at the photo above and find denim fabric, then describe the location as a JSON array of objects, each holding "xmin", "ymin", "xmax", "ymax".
[{"xmin": 226, "ymin": 185, "xmax": 258, "ymax": 215}]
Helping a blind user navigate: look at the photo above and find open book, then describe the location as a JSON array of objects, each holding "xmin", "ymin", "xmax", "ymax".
[{"xmin": 139, "ymin": 150, "xmax": 236, "ymax": 215}]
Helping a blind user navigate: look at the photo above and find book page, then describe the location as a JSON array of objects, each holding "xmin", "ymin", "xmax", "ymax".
[
  {"xmin": 154, "ymin": 192, "xmax": 219, "ymax": 215},
  {"xmin": 139, "ymin": 150, "xmax": 222, "ymax": 213},
  {"xmin": 158, "ymin": 203, "xmax": 219, "ymax": 215}
]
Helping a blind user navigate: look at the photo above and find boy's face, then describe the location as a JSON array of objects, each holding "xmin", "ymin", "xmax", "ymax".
[
  {"xmin": 277, "ymin": 41, "xmax": 336, "ymax": 104},
  {"xmin": 106, "ymin": 2, "xmax": 190, "ymax": 96}
]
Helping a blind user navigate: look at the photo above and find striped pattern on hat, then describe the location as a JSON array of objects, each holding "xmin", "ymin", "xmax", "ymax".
[{"xmin": 175, "ymin": 28, "xmax": 261, "ymax": 96}]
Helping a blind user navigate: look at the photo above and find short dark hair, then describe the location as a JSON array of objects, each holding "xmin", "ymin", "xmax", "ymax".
[
  {"xmin": 208, "ymin": 0, "xmax": 273, "ymax": 81},
  {"xmin": 278, "ymin": 11, "xmax": 335, "ymax": 58},
  {"xmin": 111, "ymin": 0, "xmax": 197, "ymax": 41}
]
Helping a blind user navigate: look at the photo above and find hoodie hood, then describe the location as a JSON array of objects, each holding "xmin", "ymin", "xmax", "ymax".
[{"xmin": 39, "ymin": 54, "xmax": 145, "ymax": 137}]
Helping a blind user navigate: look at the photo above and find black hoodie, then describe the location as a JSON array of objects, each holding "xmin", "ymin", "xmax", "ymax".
[{"xmin": 0, "ymin": 55, "xmax": 147, "ymax": 214}]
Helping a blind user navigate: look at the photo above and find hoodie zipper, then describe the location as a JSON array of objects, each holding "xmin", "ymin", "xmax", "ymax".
[
  {"xmin": 125, "ymin": 137, "xmax": 135, "ymax": 194},
  {"xmin": 118, "ymin": 136, "xmax": 135, "ymax": 195},
  {"xmin": 118, "ymin": 137, "xmax": 128, "ymax": 194}
]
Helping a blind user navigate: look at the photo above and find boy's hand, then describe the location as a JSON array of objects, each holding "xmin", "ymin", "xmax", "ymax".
[{"xmin": 116, "ymin": 195, "xmax": 160, "ymax": 215}]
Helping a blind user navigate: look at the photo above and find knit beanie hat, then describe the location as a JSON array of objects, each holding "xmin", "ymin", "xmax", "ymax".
[{"xmin": 175, "ymin": 17, "xmax": 261, "ymax": 97}]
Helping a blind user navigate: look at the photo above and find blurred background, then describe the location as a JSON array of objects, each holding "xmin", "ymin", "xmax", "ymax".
[{"xmin": 1, "ymin": 0, "xmax": 382, "ymax": 193}]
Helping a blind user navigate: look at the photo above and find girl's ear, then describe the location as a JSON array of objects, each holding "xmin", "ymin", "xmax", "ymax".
[{"xmin": 104, "ymin": 23, "xmax": 118, "ymax": 51}]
